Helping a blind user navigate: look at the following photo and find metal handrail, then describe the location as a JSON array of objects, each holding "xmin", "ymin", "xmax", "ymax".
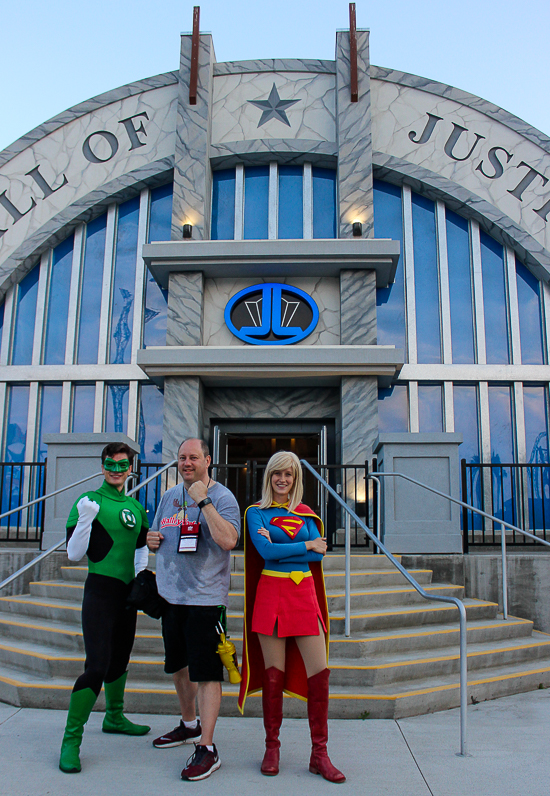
[
  {"xmin": 375, "ymin": 470, "xmax": 550, "ymax": 621},
  {"xmin": 301, "ymin": 460, "xmax": 469, "ymax": 757},
  {"xmin": 0, "ymin": 459, "xmax": 177, "ymax": 594}
]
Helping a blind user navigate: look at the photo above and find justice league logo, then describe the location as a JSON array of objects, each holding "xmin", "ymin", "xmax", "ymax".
[{"xmin": 270, "ymin": 516, "xmax": 305, "ymax": 539}]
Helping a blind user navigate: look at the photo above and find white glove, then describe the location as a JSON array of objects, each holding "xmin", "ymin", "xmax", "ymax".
[
  {"xmin": 134, "ymin": 545, "xmax": 149, "ymax": 574},
  {"xmin": 67, "ymin": 497, "xmax": 100, "ymax": 562}
]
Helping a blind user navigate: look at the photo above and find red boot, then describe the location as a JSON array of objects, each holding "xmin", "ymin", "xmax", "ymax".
[
  {"xmin": 307, "ymin": 669, "xmax": 346, "ymax": 783},
  {"xmin": 261, "ymin": 666, "xmax": 284, "ymax": 776}
]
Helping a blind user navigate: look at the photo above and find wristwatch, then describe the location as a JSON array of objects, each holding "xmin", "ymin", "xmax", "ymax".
[{"xmin": 197, "ymin": 497, "xmax": 213, "ymax": 509}]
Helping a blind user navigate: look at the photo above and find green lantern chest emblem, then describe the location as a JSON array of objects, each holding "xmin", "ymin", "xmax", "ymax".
[{"xmin": 120, "ymin": 508, "xmax": 137, "ymax": 530}]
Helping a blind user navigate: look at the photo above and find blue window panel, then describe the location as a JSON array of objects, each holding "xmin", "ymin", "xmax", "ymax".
[
  {"xmin": 109, "ymin": 198, "xmax": 140, "ymax": 364},
  {"xmin": 37, "ymin": 385, "xmax": 62, "ymax": 462},
  {"xmin": 278, "ymin": 166, "xmax": 303, "ymax": 239},
  {"xmin": 77, "ymin": 215, "xmax": 106, "ymax": 364},
  {"xmin": 5, "ymin": 385, "xmax": 29, "ymax": 461},
  {"xmin": 524, "ymin": 385, "xmax": 549, "ymax": 464},
  {"xmin": 144, "ymin": 185, "xmax": 172, "ymax": 348},
  {"xmin": 12, "ymin": 267, "xmax": 39, "ymax": 365},
  {"xmin": 105, "ymin": 383, "xmax": 129, "ymax": 434},
  {"xmin": 481, "ymin": 232, "xmax": 509, "ymax": 364},
  {"xmin": 0, "ymin": 301, "xmax": 4, "ymax": 342},
  {"xmin": 412, "ymin": 193, "xmax": 441, "ymax": 364},
  {"xmin": 374, "ymin": 180, "xmax": 405, "ymax": 352},
  {"xmin": 244, "ymin": 166, "xmax": 269, "ymax": 240},
  {"xmin": 72, "ymin": 384, "xmax": 96, "ymax": 433},
  {"xmin": 211, "ymin": 170, "xmax": 235, "ymax": 241},
  {"xmin": 453, "ymin": 384, "xmax": 481, "ymax": 527},
  {"xmin": 418, "ymin": 384, "xmax": 443, "ymax": 432},
  {"xmin": 516, "ymin": 262, "xmax": 545, "ymax": 365},
  {"xmin": 377, "ymin": 385, "xmax": 408, "ymax": 433},
  {"xmin": 446, "ymin": 211, "xmax": 475, "ymax": 364},
  {"xmin": 312, "ymin": 167, "xmax": 336, "ymax": 239},
  {"xmin": 139, "ymin": 384, "xmax": 164, "ymax": 461},
  {"xmin": 488, "ymin": 384, "xmax": 515, "ymax": 524},
  {"xmin": 44, "ymin": 235, "xmax": 74, "ymax": 365}
]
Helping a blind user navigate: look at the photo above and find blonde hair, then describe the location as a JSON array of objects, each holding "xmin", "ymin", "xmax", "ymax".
[{"xmin": 258, "ymin": 450, "xmax": 303, "ymax": 512}]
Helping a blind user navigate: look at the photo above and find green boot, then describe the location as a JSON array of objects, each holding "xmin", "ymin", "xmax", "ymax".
[
  {"xmin": 102, "ymin": 672, "xmax": 150, "ymax": 735},
  {"xmin": 59, "ymin": 687, "xmax": 98, "ymax": 773}
]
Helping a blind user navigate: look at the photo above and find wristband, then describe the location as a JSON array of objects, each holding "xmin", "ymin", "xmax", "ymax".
[{"xmin": 197, "ymin": 497, "xmax": 213, "ymax": 509}]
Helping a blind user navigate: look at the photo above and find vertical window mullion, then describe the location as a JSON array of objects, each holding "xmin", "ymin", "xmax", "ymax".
[
  {"xmin": 514, "ymin": 382, "xmax": 527, "ymax": 463},
  {"xmin": 268, "ymin": 162, "xmax": 278, "ymax": 240},
  {"xmin": 303, "ymin": 163, "xmax": 313, "ymax": 239},
  {"xmin": 470, "ymin": 220, "xmax": 486, "ymax": 365},
  {"xmin": 402, "ymin": 184, "xmax": 417, "ymax": 365},
  {"xmin": 436, "ymin": 202, "xmax": 452, "ymax": 364},
  {"xmin": 505, "ymin": 247, "xmax": 521, "ymax": 364},
  {"xmin": 131, "ymin": 189, "xmax": 150, "ymax": 365},
  {"xmin": 0, "ymin": 286, "xmax": 15, "ymax": 366},
  {"xmin": 409, "ymin": 381, "xmax": 419, "ymax": 432},
  {"xmin": 32, "ymin": 252, "xmax": 50, "ymax": 365},
  {"xmin": 234, "ymin": 164, "xmax": 244, "ymax": 241},
  {"xmin": 0, "ymin": 383, "xmax": 6, "ymax": 453},
  {"xmin": 60, "ymin": 381, "xmax": 71, "ymax": 433},
  {"xmin": 65, "ymin": 225, "xmax": 85, "ymax": 365},
  {"xmin": 93, "ymin": 381, "xmax": 105, "ymax": 432},
  {"xmin": 25, "ymin": 382, "xmax": 39, "ymax": 462},
  {"xmin": 443, "ymin": 382, "xmax": 455, "ymax": 432},
  {"xmin": 127, "ymin": 381, "xmax": 139, "ymax": 440},
  {"xmin": 479, "ymin": 381, "xmax": 491, "ymax": 464}
]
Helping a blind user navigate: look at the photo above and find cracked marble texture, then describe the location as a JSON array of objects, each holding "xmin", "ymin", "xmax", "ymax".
[
  {"xmin": 203, "ymin": 277, "xmax": 339, "ymax": 346},
  {"xmin": 204, "ymin": 386, "xmax": 340, "ymax": 424},
  {"xmin": 340, "ymin": 270, "xmax": 377, "ymax": 345},
  {"xmin": 167, "ymin": 272, "xmax": 203, "ymax": 346},
  {"xmin": 0, "ymin": 85, "xmax": 177, "ymax": 282},
  {"xmin": 163, "ymin": 376, "xmax": 203, "ymax": 462},
  {"xmin": 341, "ymin": 376, "xmax": 378, "ymax": 462},
  {"xmin": 371, "ymin": 78, "xmax": 550, "ymax": 259},
  {"xmin": 212, "ymin": 72, "xmax": 335, "ymax": 145}
]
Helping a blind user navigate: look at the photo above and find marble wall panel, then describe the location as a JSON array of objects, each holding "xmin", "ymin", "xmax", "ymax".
[
  {"xmin": 211, "ymin": 72, "xmax": 335, "ymax": 145},
  {"xmin": 0, "ymin": 85, "xmax": 178, "ymax": 284},
  {"xmin": 335, "ymin": 30, "xmax": 373, "ymax": 238},
  {"xmin": 341, "ymin": 376, "xmax": 378, "ymax": 462},
  {"xmin": 204, "ymin": 386, "xmax": 340, "ymax": 423},
  {"xmin": 162, "ymin": 376, "xmax": 203, "ymax": 462},
  {"xmin": 203, "ymin": 277, "xmax": 340, "ymax": 346},
  {"xmin": 340, "ymin": 270, "xmax": 377, "ymax": 345},
  {"xmin": 171, "ymin": 34, "xmax": 214, "ymax": 241},
  {"xmin": 166, "ymin": 272, "xmax": 204, "ymax": 346},
  {"xmin": 371, "ymin": 78, "xmax": 550, "ymax": 260}
]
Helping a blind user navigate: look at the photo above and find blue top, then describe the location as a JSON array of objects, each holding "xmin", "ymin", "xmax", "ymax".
[{"xmin": 246, "ymin": 505, "xmax": 324, "ymax": 573}]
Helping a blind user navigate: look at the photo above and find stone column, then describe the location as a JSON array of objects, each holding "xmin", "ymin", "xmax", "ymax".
[
  {"xmin": 162, "ymin": 377, "xmax": 204, "ymax": 463},
  {"xmin": 340, "ymin": 376, "xmax": 378, "ymax": 464},
  {"xmin": 340, "ymin": 269, "xmax": 377, "ymax": 344},
  {"xmin": 335, "ymin": 29, "xmax": 373, "ymax": 238},
  {"xmin": 166, "ymin": 272, "xmax": 204, "ymax": 346},
  {"xmin": 171, "ymin": 33, "xmax": 215, "ymax": 241}
]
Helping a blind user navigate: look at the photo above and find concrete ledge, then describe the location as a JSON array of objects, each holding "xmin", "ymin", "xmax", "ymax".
[{"xmin": 0, "ymin": 550, "xmax": 69, "ymax": 597}]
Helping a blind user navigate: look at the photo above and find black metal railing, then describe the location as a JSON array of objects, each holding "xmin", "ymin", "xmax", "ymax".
[
  {"xmin": 461, "ymin": 459, "xmax": 550, "ymax": 548},
  {"xmin": 0, "ymin": 462, "xmax": 47, "ymax": 543}
]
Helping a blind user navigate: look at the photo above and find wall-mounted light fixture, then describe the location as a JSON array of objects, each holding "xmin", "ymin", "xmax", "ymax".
[
  {"xmin": 182, "ymin": 224, "xmax": 193, "ymax": 239},
  {"xmin": 352, "ymin": 221, "xmax": 362, "ymax": 237}
]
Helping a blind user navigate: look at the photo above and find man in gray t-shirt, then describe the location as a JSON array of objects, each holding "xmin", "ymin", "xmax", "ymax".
[{"xmin": 146, "ymin": 438, "xmax": 240, "ymax": 782}]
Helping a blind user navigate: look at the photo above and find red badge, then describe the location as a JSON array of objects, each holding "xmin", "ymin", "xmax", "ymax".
[{"xmin": 270, "ymin": 516, "xmax": 305, "ymax": 539}]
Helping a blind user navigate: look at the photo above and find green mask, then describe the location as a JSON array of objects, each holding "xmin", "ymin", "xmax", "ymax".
[{"xmin": 104, "ymin": 457, "xmax": 130, "ymax": 473}]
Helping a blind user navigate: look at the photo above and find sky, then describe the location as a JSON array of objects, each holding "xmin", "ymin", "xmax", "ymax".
[{"xmin": 1, "ymin": 0, "xmax": 549, "ymax": 153}]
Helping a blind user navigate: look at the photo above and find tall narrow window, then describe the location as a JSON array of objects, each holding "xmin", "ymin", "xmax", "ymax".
[
  {"xmin": 11, "ymin": 267, "xmax": 39, "ymax": 365},
  {"xmin": 377, "ymin": 385, "xmax": 409, "ymax": 433},
  {"xmin": 109, "ymin": 198, "xmax": 139, "ymax": 364},
  {"xmin": 139, "ymin": 384, "xmax": 164, "ymax": 461},
  {"xmin": 516, "ymin": 262, "xmax": 545, "ymax": 365},
  {"xmin": 312, "ymin": 167, "xmax": 336, "ymax": 238},
  {"xmin": 211, "ymin": 169, "xmax": 235, "ymax": 241},
  {"xmin": 453, "ymin": 385, "xmax": 480, "ymax": 463},
  {"xmin": 144, "ymin": 184, "xmax": 172, "ymax": 348},
  {"xmin": 524, "ymin": 385, "xmax": 549, "ymax": 464},
  {"xmin": 244, "ymin": 166, "xmax": 269, "ymax": 240},
  {"xmin": 488, "ymin": 384, "xmax": 515, "ymax": 524},
  {"xmin": 412, "ymin": 193, "xmax": 441, "ymax": 363},
  {"xmin": 446, "ymin": 210, "xmax": 475, "ymax": 364},
  {"xmin": 105, "ymin": 383, "xmax": 129, "ymax": 434},
  {"xmin": 72, "ymin": 384, "xmax": 96, "ymax": 433},
  {"xmin": 4, "ymin": 385, "xmax": 30, "ymax": 461},
  {"xmin": 77, "ymin": 215, "xmax": 106, "ymax": 364},
  {"xmin": 37, "ymin": 385, "xmax": 62, "ymax": 461},
  {"xmin": 481, "ymin": 232, "xmax": 510, "ymax": 364},
  {"xmin": 278, "ymin": 165, "xmax": 303, "ymax": 239},
  {"xmin": 374, "ymin": 180, "xmax": 405, "ymax": 352},
  {"xmin": 44, "ymin": 235, "xmax": 74, "ymax": 365},
  {"xmin": 418, "ymin": 384, "xmax": 443, "ymax": 432}
]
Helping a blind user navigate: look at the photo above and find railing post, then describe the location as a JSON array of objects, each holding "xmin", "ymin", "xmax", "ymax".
[
  {"xmin": 501, "ymin": 520, "xmax": 509, "ymax": 620},
  {"xmin": 461, "ymin": 459, "xmax": 469, "ymax": 553},
  {"xmin": 345, "ymin": 511, "xmax": 351, "ymax": 638}
]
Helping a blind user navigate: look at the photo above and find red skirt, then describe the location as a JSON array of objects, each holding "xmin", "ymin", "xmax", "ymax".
[{"xmin": 251, "ymin": 571, "xmax": 327, "ymax": 637}]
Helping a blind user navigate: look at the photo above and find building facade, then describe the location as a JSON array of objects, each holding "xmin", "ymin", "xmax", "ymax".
[{"xmin": 0, "ymin": 26, "xmax": 549, "ymax": 504}]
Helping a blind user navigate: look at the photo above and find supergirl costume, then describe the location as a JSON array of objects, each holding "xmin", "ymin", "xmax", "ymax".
[
  {"xmin": 238, "ymin": 502, "xmax": 345, "ymax": 783},
  {"xmin": 59, "ymin": 480, "xmax": 150, "ymax": 774}
]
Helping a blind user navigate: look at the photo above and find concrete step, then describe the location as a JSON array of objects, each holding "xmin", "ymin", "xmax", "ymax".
[
  {"xmin": 229, "ymin": 553, "xmax": 401, "ymax": 574},
  {"xmin": 228, "ymin": 568, "xmax": 433, "ymax": 590},
  {"xmin": 324, "ymin": 583, "xmax": 464, "ymax": 612},
  {"xmin": 0, "ymin": 595, "xmax": 160, "ymax": 631}
]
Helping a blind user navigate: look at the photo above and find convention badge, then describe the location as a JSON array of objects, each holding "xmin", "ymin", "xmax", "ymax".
[
  {"xmin": 178, "ymin": 519, "xmax": 200, "ymax": 553},
  {"xmin": 120, "ymin": 508, "xmax": 137, "ymax": 530},
  {"xmin": 270, "ymin": 515, "xmax": 304, "ymax": 539}
]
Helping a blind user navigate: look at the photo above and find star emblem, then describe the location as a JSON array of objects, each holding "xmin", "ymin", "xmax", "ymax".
[{"xmin": 248, "ymin": 83, "xmax": 300, "ymax": 128}]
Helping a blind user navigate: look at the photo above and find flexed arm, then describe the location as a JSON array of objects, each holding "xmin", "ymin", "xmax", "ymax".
[{"xmin": 66, "ymin": 497, "xmax": 100, "ymax": 562}]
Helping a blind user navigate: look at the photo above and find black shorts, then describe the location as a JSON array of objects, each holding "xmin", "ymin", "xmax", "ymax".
[{"xmin": 161, "ymin": 604, "xmax": 224, "ymax": 682}]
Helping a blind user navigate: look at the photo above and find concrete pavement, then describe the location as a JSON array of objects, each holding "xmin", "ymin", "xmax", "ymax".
[{"xmin": 1, "ymin": 689, "xmax": 549, "ymax": 795}]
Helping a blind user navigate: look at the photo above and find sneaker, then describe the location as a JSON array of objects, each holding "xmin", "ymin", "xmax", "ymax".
[
  {"xmin": 181, "ymin": 744, "xmax": 221, "ymax": 781},
  {"xmin": 153, "ymin": 719, "xmax": 202, "ymax": 748}
]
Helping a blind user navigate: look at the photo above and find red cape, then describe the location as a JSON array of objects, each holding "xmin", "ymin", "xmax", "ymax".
[{"xmin": 238, "ymin": 503, "xmax": 329, "ymax": 714}]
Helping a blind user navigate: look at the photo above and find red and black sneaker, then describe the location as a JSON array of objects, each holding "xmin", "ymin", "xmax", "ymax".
[
  {"xmin": 181, "ymin": 744, "xmax": 221, "ymax": 781},
  {"xmin": 153, "ymin": 720, "xmax": 202, "ymax": 748}
]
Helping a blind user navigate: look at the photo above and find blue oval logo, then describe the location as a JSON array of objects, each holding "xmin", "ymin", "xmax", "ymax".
[{"xmin": 224, "ymin": 283, "xmax": 319, "ymax": 346}]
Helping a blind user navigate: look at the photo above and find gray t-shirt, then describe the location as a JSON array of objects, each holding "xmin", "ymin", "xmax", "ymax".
[{"xmin": 151, "ymin": 481, "xmax": 240, "ymax": 607}]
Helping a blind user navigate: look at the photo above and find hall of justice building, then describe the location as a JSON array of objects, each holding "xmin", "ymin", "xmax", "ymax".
[{"xmin": 0, "ymin": 17, "xmax": 550, "ymax": 556}]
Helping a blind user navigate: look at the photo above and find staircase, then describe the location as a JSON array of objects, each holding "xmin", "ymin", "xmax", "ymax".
[{"xmin": 1, "ymin": 553, "xmax": 550, "ymax": 718}]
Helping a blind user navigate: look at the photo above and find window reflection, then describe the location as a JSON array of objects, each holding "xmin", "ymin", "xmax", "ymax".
[
  {"xmin": 4, "ymin": 385, "xmax": 29, "ymax": 461},
  {"xmin": 374, "ymin": 180, "xmax": 405, "ymax": 353},
  {"xmin": 211, "ymin": 169, "xmax": 235, "ymax": 241},
  {"xmin": 78, "ymin": 216, "xmax": 106, "ymax": 364},
  {"xmin": 312, "ymin": 167, "xmax": 336, "ymax": 239},
  {"xmin": 278, "ymin": 166, "xmax": 303, "ymax": 239},
  {"xmin": 446, "ymin": 211, "xmax": 475, "ymax": 364},
  {"xmin": 418, "ymin": 384, "xmax": 443, "ymax": 432},
  {"xmin": 144, "ymin": 184, "xmax": 172, "ymax": 348},
  {"xmin": 412, "ymin": 194, "xmax": 441, "ymax": 364},
  {"xmin": 105, "ymin": 383, "xmax": 129, "ymax": 434},
  {"xmin": 37, "ymin": 385, "xmax": 62, "ymax": 461},
  {"xmin": 72, "ymin": 384, "xmax": 95, "ymax": 433},
  {"xmin": 109, "ymin": 198, "xmax": 139, "ymax": 364},
  {"xmin": 244, "ymin": 166, "xmax": 269, "ymax": 239},
  {"xmin": 44, "ymin": 235, "xmax": 74, "ymax": 365},
  {"xmin": 12, "ymin": 267, "xmax": 39, "ymax": 365},
  {"xmin": 481, "ymin": 233, "xmax": 509, "ymax": 364},
  {"xmin": 516, "ymin": 262, "xmax": 545, "ymax": 365},
  {"xmin": 139, "ymin": 384, "xmax": 164, "ymax": 461},
  {"xmin": 377, "ymin": 384, "xmax": 409, "ymax": 432}
]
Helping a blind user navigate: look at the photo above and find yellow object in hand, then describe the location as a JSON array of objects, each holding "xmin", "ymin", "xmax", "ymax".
[{"xmin": 217, "ymin": 632, "xmax": 242, "ymax": 684}]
